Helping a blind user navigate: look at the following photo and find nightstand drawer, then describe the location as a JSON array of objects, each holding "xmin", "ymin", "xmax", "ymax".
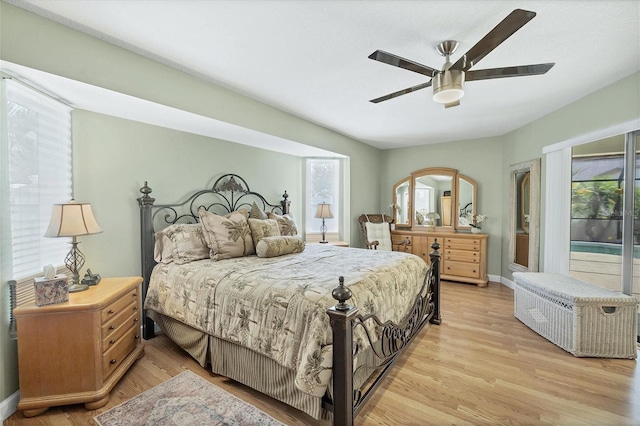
[
  {"xmin": 444, "ymin": 249, "xmax": 480, "ymax": 263},
  {"xmin": 445, "ymin": 238, "xmax": 481, "ymax": 251},
  {"xmin": 102, "ymin": 326, "xmax": 139, "ymax": 378},
  {"xmin": 100, "ymin": 287, "xmax": 139, "ymax": 323},
  {"xmin": 102, "ymin": 310, "xmax": 139, "ymax": 352},
  {"xmin": 444, "ymin": 260, "xmax": 481, "ymax": 279}
]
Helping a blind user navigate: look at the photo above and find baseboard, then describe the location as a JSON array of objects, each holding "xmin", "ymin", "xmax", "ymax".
[
  {"xmin": 500, "ymin": 276, "xmax": 515, "ymax": 289},
  {"xmin": 0, "ymin": 390, "xmax": 19, "ymax": 422},
  {"xmin": 488, "ymin": 274, "xmax": 503, "ymax": 286}
]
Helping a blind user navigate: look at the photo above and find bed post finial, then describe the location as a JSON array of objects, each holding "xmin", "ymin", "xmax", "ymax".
[
  {"xmin": 332, "ymin": 276, "xmax": 352, "ymax": 311},
  {"xmin": 138, "ymin": 181, "xmax": 155, "ymax": 206},
  {"xmin": 281, "ymin": 190, "xmax": 290, "ymax": 214}
]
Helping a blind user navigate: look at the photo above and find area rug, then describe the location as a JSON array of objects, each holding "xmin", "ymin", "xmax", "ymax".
[{"xmin": 94, "ymin": 370, "xmax": 285, "ymax": 426}]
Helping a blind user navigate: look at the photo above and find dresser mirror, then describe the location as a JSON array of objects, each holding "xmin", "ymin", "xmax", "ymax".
[
  {"xmin": 394, "ymin": 167, "xmax": 478, "ymax": 231},
  {"xmin": 509, "ymin": 159, "xmax": 540, "ymax": 272},
  {"xmin": 392, "ymin": 178, "xmax": 411, "ymax": 227},
  {"xmin": 456, "ymin": 174, "xmax": 477, "ymax": 229}
]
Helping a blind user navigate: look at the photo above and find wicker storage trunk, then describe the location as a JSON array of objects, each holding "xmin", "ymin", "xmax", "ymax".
[{"xmin": 513, "ymin": 272, "xmax": 638, "ymax": 359}]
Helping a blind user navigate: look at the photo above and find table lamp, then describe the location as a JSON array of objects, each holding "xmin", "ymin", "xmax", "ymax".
[
  {"xmin": 314, "ymin": 203, "xmax": 333, "ymax": 244},
  {"xmin": 44, "ymin": 201, "xmax": 103, "ymax": 292},
  {"xmin": 425, "ymin": 211, "xmax": 440, "ymax": 232}
]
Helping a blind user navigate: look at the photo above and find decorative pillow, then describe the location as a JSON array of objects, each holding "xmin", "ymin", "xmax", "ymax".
[
  {"xmin": 199, "ymin": 209, "xmax": 255, "ymax": 260},
  {"xmin": 160, "ymin": 223, "xmax": 209, "ymax": 264},
  {"xmin": 267, "ymin": 212, "xmax": 298, "ymax": 236},
  {"xmin": 249, "ymin": 202, "xmax": 268, "ymax": 220},
  {"xmin": 248, "ymin": 218, "xmax": 281, "ymax": 246},
  {"xmin": 256, "ymin": 236, "xmax": 305, "ymax": 258},
  {"xmin": 153, "ymin": 230, "xmax": 175, "ymax": 264}
]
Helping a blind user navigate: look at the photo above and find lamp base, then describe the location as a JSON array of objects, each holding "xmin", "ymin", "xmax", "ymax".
[
  {"xmin": 319, "ymin": 241, "xmax": 329, "ymax": 244},
  {"xmin": 68, "ymin": 282, "xmax": 89, "ymax": 293}
]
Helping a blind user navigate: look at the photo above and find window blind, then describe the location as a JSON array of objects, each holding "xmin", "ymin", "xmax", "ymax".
[
  {"xmin": 305, "ymin": 158, "xmax": 341, "ymax": 235},
  {"xmin": 4, "ymin": 78, "xmax": 73, "ymax": 279}
]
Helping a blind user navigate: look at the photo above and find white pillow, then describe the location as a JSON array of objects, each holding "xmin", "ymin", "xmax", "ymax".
[{"xmin": 364, "ymin": 222, "xmax": 392, "ymax": 251}]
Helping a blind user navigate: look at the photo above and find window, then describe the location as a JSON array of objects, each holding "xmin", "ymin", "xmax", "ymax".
[
  {"xmin": 1, "ymin": 78, "xmax": 73, "ymax": 280},
  {"xmin": 305, "ymin": 158, "xmax": 341, "ymax": 238}
]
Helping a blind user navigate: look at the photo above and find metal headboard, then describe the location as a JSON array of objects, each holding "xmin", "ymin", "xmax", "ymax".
[{"xmin": 136, "ymin": 173, "xmax": 290, "ymax": 339}]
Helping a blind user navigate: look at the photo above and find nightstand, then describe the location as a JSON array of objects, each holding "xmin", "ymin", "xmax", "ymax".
[{"xmin": 14, "ymin": 276, "xmax": 144, "ymax": 417}]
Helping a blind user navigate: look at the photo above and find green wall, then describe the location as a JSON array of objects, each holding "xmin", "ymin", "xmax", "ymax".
[
  {"xmin": 72, "ymin": 110, "xmax": 303, "ymax": 278},
  {"xmin": 500, "ymin": 72, "xmax": 640, "ymax": 280},
  {"xmin": 380, "ymin": 136, "xmax": 505, "ymax": 277}
]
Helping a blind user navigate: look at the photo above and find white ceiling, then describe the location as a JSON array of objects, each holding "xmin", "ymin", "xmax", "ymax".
[{"xmin": 7, "ymin": 0, "xmax": 640, "ymax": 150}]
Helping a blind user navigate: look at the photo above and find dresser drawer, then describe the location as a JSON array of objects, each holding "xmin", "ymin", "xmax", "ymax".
[
  {"xmin": 102, "ymin": 310, "xmax": 139, "ymax": 352},
  {"xmin": 444, "ymin": 260, "xmax": 481, "ymax": 279},
  {"xmin": 100, "ymin": 287, "xmax": 139, "ymax": 323},
  {"xmin": 444, "ymin": 248, "xmax": 480, "ymax": 263},
  {"xmin": 445, "ymin": 237, "xmax": 481, "ymax": 251},
  {"xmin": 102, "ymin": 326, "xmax": 139, "ymax": 378}
]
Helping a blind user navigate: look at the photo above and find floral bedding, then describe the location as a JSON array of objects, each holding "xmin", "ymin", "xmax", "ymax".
[{"xmin": 144, "ymin": 244, "xmax": 428, "ymax": 397}]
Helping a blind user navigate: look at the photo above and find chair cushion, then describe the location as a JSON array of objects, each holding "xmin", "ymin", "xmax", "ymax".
[{"xmin": 365, "ymin": 222, "xmax": 392, "ymax": 251}]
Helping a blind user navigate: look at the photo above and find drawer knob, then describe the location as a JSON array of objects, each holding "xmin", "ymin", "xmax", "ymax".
[
  {"xmin": 110, "ymin": 359, "xmax": 117, "ymax": 365},
  {"xmin": 133, "ymin": 306, "xmax": 138, "ymax": 311},
  {"xmin": 133, "ymin": 293, "xmax": 137, "ymax": 297},
  {"xmin": 109, "ymin": 339, "xmax": 115, "ymax": 345},
  {"xmin": 135, "ymin": 334, "xmax": 140, "ymax": 339},
  {"xmin": 109, "ymin": 325, "xmax": 115, "ymax": 331},
  {"xmin": 108, "ymin": 309, "xmax": 114, "ymax": 315},
  {"xmin": 134, "ymin": 318, "xmax": 139, "ymax": 323}
]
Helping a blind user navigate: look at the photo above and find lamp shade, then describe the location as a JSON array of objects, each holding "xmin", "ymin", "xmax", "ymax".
[
  {"xmin": 314, "ymin": 203, "xmax": 334, "ymax": 219},
  {"xmin": 426, "ymin": 212, "xmax": 440, "ymax": 220},
  {"xmin": 44, "ymin": 202, "xmax": 103, "ymax": 238}
]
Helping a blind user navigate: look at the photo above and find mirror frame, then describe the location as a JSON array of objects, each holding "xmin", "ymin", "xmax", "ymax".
[
  {"xmin": 392, "ymin": 177, "xmax": 412, "ymax": 228},
  {"xmin": 509, "ymin": 158, "xmax": 540, "ymax": 272},
  {"xmin": 456, "ymin": 173, "xmax": 477, "ymax": 230}
]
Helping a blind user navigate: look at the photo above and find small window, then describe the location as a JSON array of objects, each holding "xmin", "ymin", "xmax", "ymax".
[{"xmin": 305, "ymin": 158, "xmax": 341, "ymax": 238}]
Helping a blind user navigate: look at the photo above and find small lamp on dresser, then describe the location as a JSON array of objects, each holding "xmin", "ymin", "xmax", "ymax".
[
  {"xmin": 44, "ymin": 200, "xmax": 102, "ymax": 292},
  {"xmin": 425, "ymin": 211, "xmax": 440, "ymax": 232},
  {"xmin": 315, "ymin": 202, "xmax": 333, "ymax": 243}
]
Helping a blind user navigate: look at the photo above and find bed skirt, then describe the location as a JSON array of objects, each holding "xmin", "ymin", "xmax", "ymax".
[{"xmin": 150, "ymin": 312, "xmax": 380, "ymax": 420}]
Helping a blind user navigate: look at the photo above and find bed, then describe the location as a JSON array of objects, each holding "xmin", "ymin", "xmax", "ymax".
[{"xmin": 137, "ymin": 174, "xmax": 441, "ymax": 425}]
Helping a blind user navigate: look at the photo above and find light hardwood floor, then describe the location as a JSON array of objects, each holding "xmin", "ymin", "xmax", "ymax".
[{"xmin": 5, "ymin": 281, "xmax": 639, "ymax": 425}]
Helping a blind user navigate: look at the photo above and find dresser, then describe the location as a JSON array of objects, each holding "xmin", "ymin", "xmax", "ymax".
[
  {"xmin": 391, "ymin": 230, "xmax": 488, "ymax": 286},
  {"xmin": 14, "ymin": 276, "xmax": 144, "ymax": 417}
]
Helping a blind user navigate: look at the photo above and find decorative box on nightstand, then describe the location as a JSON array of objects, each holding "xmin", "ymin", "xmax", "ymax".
[{"xmin": 14, "ymin": 276, "xmax": 144, "ymax": 417}]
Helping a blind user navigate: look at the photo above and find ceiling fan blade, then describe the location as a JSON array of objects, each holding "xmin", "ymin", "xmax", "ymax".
[
  {"xmin": 370, "ymin": 81, "xmax": 433, "ymax": 103},
  {"xmin": 466, "ymin": 63, "xmax": 555, "ymax": 81},
  {"xmin": 444, "ymin": 100, "xmax": 460, "ymax": 109},
  {"xmin": 451, "ymin": 9, "xmax": 537, "ymax": 72},
  {"xmin": 368, "ymin": 50, "xmax": 438, "ymax": 77}
]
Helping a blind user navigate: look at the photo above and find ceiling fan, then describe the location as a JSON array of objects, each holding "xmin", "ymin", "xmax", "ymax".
[{"xmin": 368, "ymin": 9, "xmax": 555, "ymax": 108}]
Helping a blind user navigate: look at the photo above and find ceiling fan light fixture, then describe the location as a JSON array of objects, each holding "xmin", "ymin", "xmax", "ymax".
[{"xmin": 432, "ymin": 69, "xmax": 465, "ymax": 104}]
